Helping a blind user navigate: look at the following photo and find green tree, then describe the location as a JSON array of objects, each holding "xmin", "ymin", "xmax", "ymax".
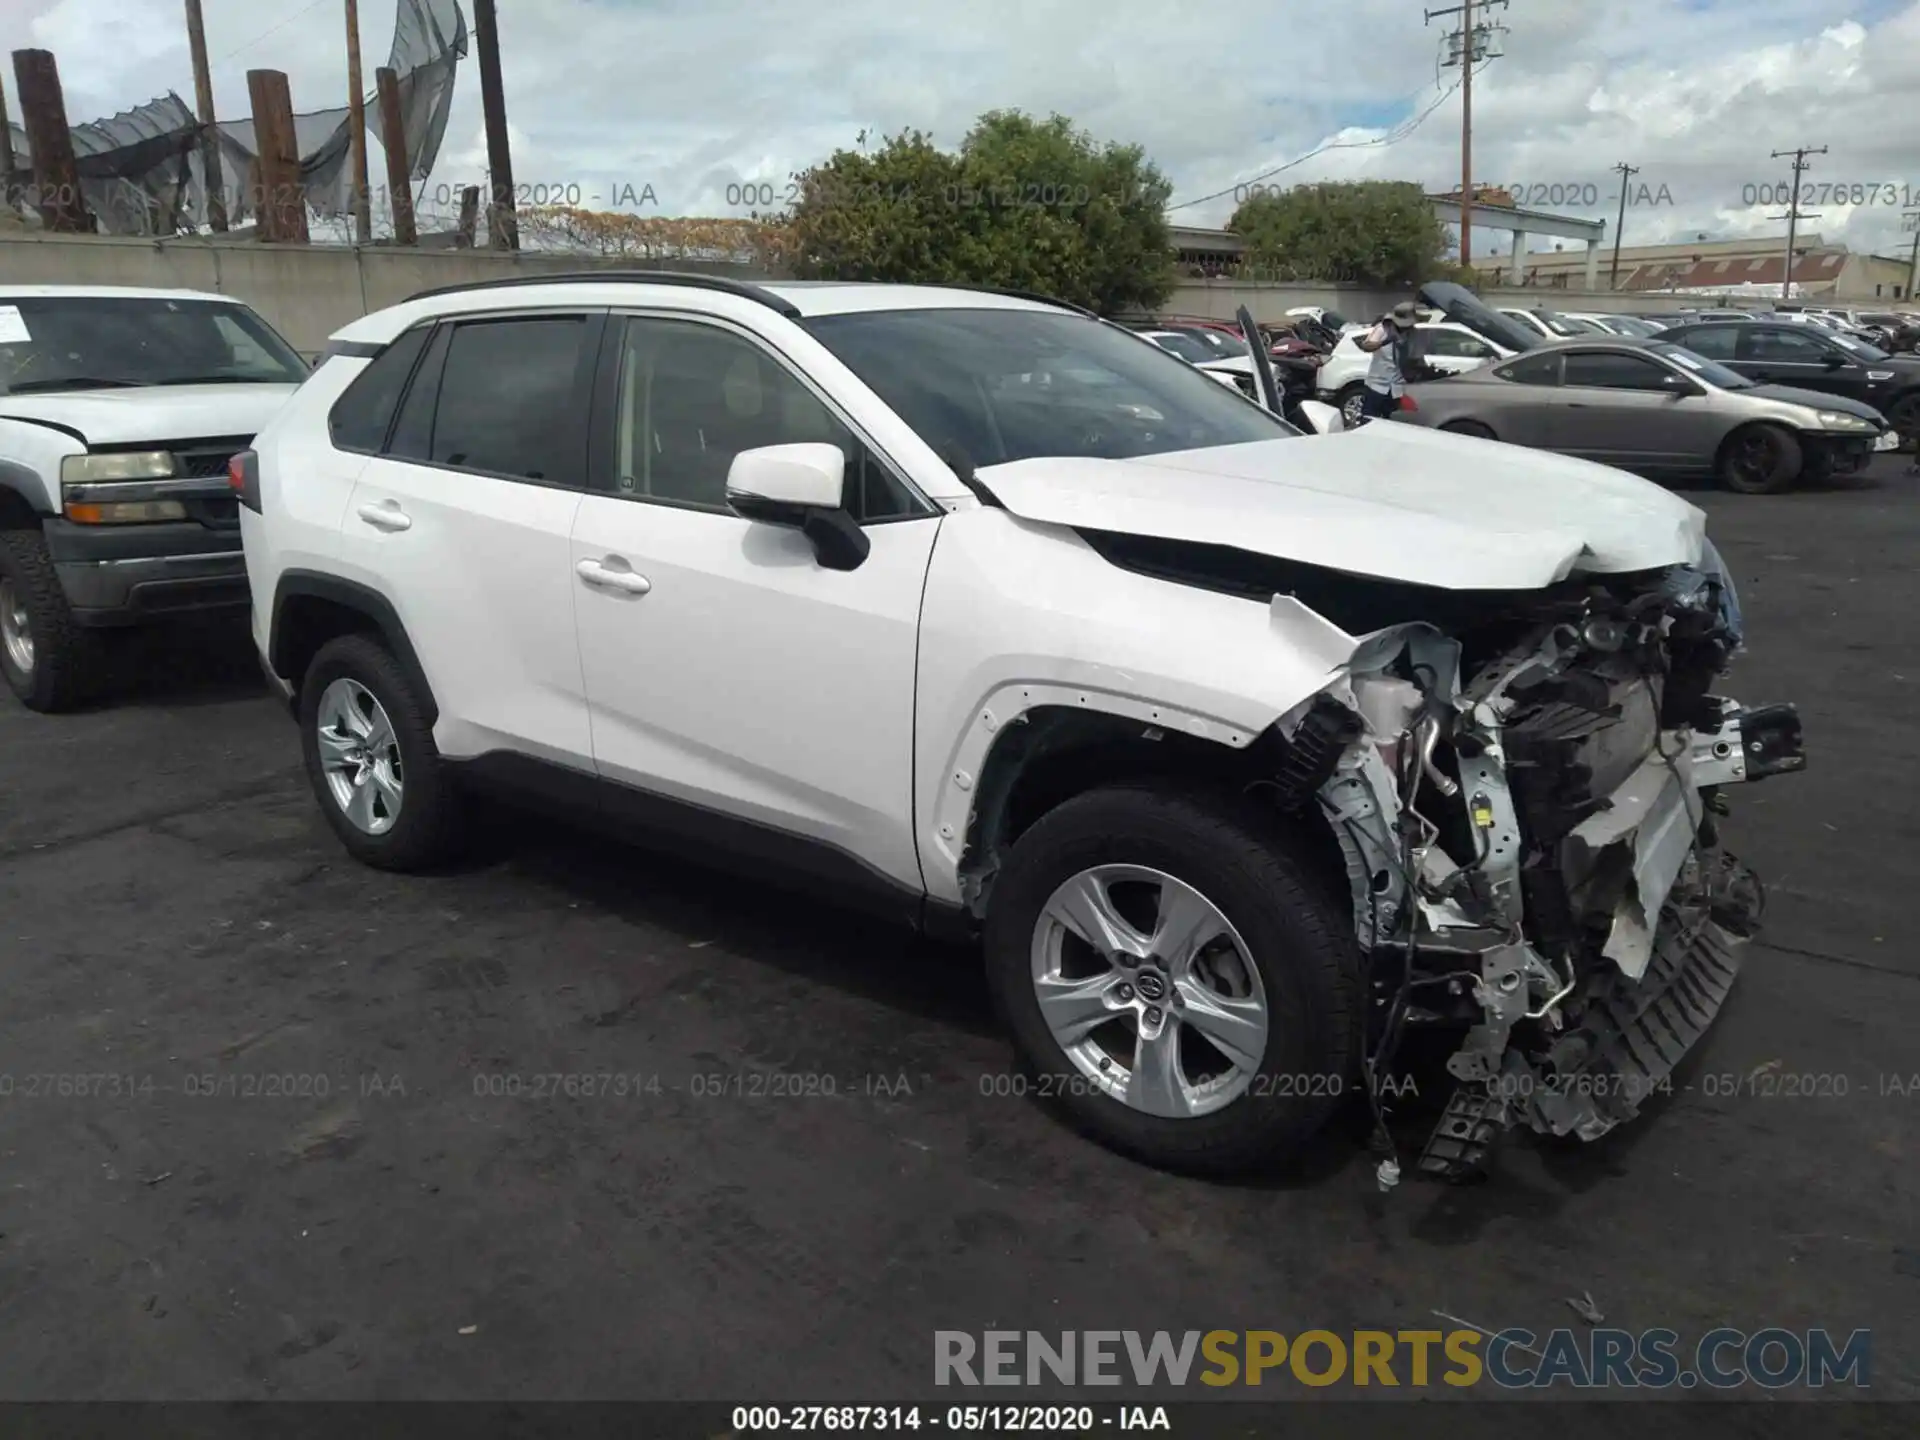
[
  {"xmin": 1227, "ymin": 181, "xmax": 1449, "ymax": 285},
  {"xmin": 781, "ymin": 112, "xmax": 1175, "ymax": 315}
]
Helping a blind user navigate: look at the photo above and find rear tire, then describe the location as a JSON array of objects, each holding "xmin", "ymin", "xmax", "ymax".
[
  {"xmin": 1441, "ymin": 419, "xmax": 1497, "ymax": 440},
  {"xmin": 0, "ymin": 526, "xmax": 107, "ymax": 712},
  {"xmin": 298, "ymin": 633, "xmax": 464, "ymax": 871},
  {"xmin": 1716, "ymin": 424, "xmax": 1802, "ymax": 495},
  {"xmin": 983, "ymin": 783, "xmax": 1362, "ymax": 1176}
]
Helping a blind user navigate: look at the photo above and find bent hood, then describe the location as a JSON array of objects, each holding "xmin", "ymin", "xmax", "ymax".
[
  {"xmin": 979, "ymin": 423, "xmax": 1707, "ymax": 592},
  {"xmin": 0, "ymin": 383, "xmax": 297, "ymax": 444}
]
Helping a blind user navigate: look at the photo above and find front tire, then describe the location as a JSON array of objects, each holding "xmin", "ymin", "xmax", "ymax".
[
  {"xmin": 984, "ymin": 784, "xmax": 1362, "ymax": 1175},
  {"xmin": 1886, "ymin": 392, "xmax": 1920, "ymax": 453},
  {"xmin": 1717, "ymin": 424, "xmax": 1803, "ymax": 495},
  {"xmin": 0, "ymin": 526, "xmax": 107, "ymax": 712},
  {"xmin": 1441, "ymin": 419, "xmax": 1497, "ymax": 441},
  {"xmin": 1336, "ymin": 383, "xmax": 1370, "ymax": 430},
  {"xmin": 298, "ymin": 633, "xmax": 464, "ymax": 870}
]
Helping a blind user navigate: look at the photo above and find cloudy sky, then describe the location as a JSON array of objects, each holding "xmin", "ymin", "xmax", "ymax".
[{"xmin": 9, "ymin": 0, "xmax": 1920, "ymax": 261}]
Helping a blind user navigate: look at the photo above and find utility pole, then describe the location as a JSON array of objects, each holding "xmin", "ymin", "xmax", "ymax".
[
  {"xmin": 345, "ymin": 0, "xmax": 372, "ymax": 243},
  {"xmin": 247, "ymin": 68, "xmax": 308, "ymax": 242},
  {"xmin": 1427, "ymin": 0, "xmax": 1508, "ymax": 272},
  {"xmin": 375, "ymin": 66, "xmax": 416, "ymax": 245},
  {"xmin": 1609, "ymin": 161, "xmax": 1638, "ymax": 290},
  {"xmin": 183, "ymin": 0, "xmax": 228, "ymax": 230},
  {"xmin": 12, "ymin": 50, "xmax": 94, "ymax": 232},
  {"xmin": 1769, "ymin": 144, "xmax": 1826, "ymax": 301},
  {"xmin": 1904, "ymin": 209, "xmax": 1919, "ymax": 304},
  {"xmin": 472, "ymin": 0, "xmax": 517, "ymax": 250},
  {"xmin": 0, "ymin": 68, "xmax": 19, "ymax": 215}
]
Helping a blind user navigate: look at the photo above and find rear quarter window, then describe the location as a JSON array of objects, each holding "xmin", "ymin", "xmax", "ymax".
[{"xmin": 327, "ymin": 327, "xmax": 432, "ymax": 454}]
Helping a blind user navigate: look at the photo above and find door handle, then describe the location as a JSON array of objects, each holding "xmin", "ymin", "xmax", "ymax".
[
  {"xmin": 576, "ymin": 558, "xmax": 652, "ymax": 595},
  {"xmin": 356, "ymin": 500, "xmax": 412, "ymax": 532}
]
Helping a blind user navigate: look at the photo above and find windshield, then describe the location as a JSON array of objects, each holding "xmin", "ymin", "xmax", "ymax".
[
  {"xmin": 1827, "ymin": 332, "xmax": 1890, "ymax": 361},
  {"xmin": 1183, "ymin": 328, "xmax": 1250, "ymax": 358},
  {"xmin": 1540, "ymin": 313, "xmax": 1593, "ymax": 336},
  {"xmin": 1652, "ymin": 341, "xmax": 1753, "ymax": 390},
  {"xmin": 0, "ymin": 296, "xmax": 307, "ymax": 395},
  {"xmin": 804, "ymin": 308, "xmax": 1296, "ymax": 466}
]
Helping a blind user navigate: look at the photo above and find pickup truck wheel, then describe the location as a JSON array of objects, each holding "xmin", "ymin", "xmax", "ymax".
[
  {"xmin": 299, "ymin": 633, "xmax": 464, "ymax": 871},
  {"xmin": 1717, "ymin": 424, "xmax": 1803, "ymax": 495},
  {"xmin": 984, "ymin": 784, "xmax": 1361, "ymax": 1175},
  {"xmin": 0, "ymin": 527, "xmax": 106, "ymax": 712}
]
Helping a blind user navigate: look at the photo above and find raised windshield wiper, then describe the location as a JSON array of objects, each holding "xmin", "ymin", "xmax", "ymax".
[{"xmin": 5, "ymin": 376, "xmax": 147, "ymax": 393}]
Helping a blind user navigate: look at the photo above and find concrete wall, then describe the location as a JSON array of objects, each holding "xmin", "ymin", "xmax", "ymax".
[{"xmin": 0, "ymin": 233, "xmax": 768, "ymax": 355}]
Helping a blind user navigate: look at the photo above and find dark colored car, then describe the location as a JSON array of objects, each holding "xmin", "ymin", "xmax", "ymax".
[{"xmin": 1657, "ymin": 320, "xmax": 1920, "ymax": 449}]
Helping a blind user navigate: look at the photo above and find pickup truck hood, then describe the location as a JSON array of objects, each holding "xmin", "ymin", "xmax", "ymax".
[
  {"xmin": 978, "ymin": 422, "xmax": 1707, "ymax": 591},
  {"xmin": 0, "ymin": 383, "xmax": 297, "ymax": 444}
]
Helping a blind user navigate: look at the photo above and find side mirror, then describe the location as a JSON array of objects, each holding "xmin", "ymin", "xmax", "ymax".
[
  {"xmin": 1661, "ymin": 373, "xmax": 1701, "ymax": 398},
  {"xmin": 1296, "ymin": 399, "xmax": 1345, "ymax": 435},
  {"xmin": 1823, "ymin": 352, "xmax": 1848, "ymax": 369},
  {"xmin": 725, "ymin": 442, "xmax": 869, "ymax": 572}
]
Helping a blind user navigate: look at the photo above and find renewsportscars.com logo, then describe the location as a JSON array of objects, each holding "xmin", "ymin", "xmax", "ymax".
[{"xmin": 934, "ymin": 1328, "xmax": 1871, "ymax": 1391}]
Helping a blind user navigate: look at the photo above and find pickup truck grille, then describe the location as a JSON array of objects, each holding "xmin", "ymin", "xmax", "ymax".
[{"xmin": 87, "ymin": 436, "xmax": 251, "ymax": 530}]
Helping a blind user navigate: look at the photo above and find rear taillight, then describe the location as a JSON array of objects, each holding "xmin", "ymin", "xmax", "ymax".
[
  {"xmin": 1398, "ymin": 394, "xmax": 1419, "ymax": 412},
  {"xmin": 230, "ymin": 449, "xmax": 262, "ymax": 512}
]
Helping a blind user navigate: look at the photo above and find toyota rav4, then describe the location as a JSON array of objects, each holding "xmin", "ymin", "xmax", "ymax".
[
  {"xmin": 0, "ymin": 285, "xmax": 308, "ymax": 709},
  {"xmin": 238, "ymin": 273, "xmax": 1806, "ymax": 1178}
]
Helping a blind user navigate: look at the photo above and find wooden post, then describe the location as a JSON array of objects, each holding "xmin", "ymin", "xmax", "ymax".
[
  {"xmin": 0, "ymin": 68, "xmax": 20, "ymax": 214},
  {"xmin": 11, "ymin": 50, "xmax": 95, "ymax": 232},
  {"xmin": 183, "ymin": 0, "xmax": 228, "ymax": 230},
  {"xmin": 456, "ymin": 184, "xmax": 479, "ymax": 247},
  {"xmin": 246, "ymin": 69, "xmax": 308, "ymax": 242},
  {"xmin": 375, "ymin": 66, "xmax": 415, "ymax": 245},
  {"xmin": 344, "ymin": 0, "xmax": 371, "ymax": 243},
  {"xmin": 472, "ymin": 0, "xmax": 517, "ymax": 250}
]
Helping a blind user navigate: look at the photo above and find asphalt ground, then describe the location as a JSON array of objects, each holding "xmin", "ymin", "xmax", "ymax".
[{"xmin": 0, "ymin": 456, "xmax": 1914, "ymax": 1427}]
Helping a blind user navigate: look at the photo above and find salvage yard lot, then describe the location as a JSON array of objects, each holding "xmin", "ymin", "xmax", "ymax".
[{"xmin": 0, "ymin": 459, "xmax": 1915, "ymax": 1406}]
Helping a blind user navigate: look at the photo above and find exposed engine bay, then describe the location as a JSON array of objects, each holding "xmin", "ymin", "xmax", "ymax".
[{"xmin": 1259, "ymin": 544, "xmax": 1807, "ymax": 1180}]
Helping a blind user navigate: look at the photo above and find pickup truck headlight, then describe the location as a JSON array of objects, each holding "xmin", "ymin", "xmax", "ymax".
[
  {"xmin": 60, "ymin": 450, "xmax": 187, "ymax": 523},
  {"xmin": 1814, "ymin": 411, "xmax": 1876, "ymax": 431},
  {"xmin": 60, "ymin": 451, "xmax": 176, "ymax": 483}
]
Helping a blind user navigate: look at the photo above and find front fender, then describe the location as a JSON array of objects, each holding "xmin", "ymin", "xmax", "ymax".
[
  {"xmin": 913, "ymin": 508, "xmax": 1357, "ymax": 903},
  {"xmin": 0, "ymin": 419, "xmax": 82, "ymax": 515}
]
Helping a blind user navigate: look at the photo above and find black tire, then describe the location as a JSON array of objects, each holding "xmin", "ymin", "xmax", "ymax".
[
  {"xmin": 1441, "ymin": 419, "xmax": 1497, "ymax": 440},
  {"xmin": 297, "ymin": 632, "xmax": 464, "ymax": 871},
  {"xmin": 983, "ymin": 783, "xmax": 1363, "ymax": 1176},
  {"xmin": 1716, "ymin": 424, "xmax": 1803, "ymax": 495},
  {"xmin": 1336, "ymin": 383, "xmax": 1370, "ymax": 429},
  {"xmin": 0, "ymin": 525, "xmax": 107, "ymax": 712}
]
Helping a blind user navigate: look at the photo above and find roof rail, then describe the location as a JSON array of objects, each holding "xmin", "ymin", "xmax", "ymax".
[{"xmin": 403, "ymin": 269, "xmax": 801, "ymax": 318}]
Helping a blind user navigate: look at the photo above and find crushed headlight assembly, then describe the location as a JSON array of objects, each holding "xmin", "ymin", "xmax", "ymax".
[
  {"xmin": 60, "ymin": 451, "xmax": 177, "ymax": 483},
  {"xmin": 1813, "ymin": 411, "xmax": 1876, "ymax": 431}
]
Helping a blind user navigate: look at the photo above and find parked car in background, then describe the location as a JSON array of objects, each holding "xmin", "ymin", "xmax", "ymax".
[
  {"xmin": 0, "ymin": 285, "xmax": 308, "ymax": 710},
  {"xmin": 1562, "ymin": 312, "xmax": 1666, "ymax": 338},
  {"xmin": 1855, "ymin": 312, "xmax": 1920, "ymax": 352},
  {"xmin": 1140, "ymin": 329, "xmax": 1224, "ymax": 364},
  {"xmin": 1498, "ymin": 307, "xmax": 1610, "ymax": 340},
  {"xmin": 1656, "ymin": 319, "xmax": 1920, "ymax": 450},
  {"xmin": 1396, "ymin": 334, "xmax": 1896, "ymax": 493},
  {"xmin": 1316, "ymin": 321, "xmax": 1513, "ymax": 428}
]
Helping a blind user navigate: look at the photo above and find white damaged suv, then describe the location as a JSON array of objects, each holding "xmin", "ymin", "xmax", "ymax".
[{"xmin": 239, "ymin": 274, "xmax": 1805, "ymax": 1177}]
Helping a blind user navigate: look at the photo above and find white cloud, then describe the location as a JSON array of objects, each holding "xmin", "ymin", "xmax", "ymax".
[{"xmin": 11, "ymin": 0, "xmax": 1920, "ymax": 260}]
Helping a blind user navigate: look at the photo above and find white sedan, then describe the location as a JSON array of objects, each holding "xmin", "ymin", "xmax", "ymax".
[{"xmin": 1315, "ymin": 321, "xmax": 1514, "ymax": 428}]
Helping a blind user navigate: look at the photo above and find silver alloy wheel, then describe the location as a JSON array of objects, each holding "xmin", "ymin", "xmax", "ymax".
[
  {"xmin": 315, "ymin": 677, "xmax": 404, "ymax": 835},
  {"xmin": 0, "ymin": 577, "xmax": 32, "ymax": 676},
  {"xmin": 1340, "ymin": 390, "xmax": 1368, "ymax": 429},
  {"xmin": 1030, "ymin": 864, "xmax": 1269, "ymax": 1119}
]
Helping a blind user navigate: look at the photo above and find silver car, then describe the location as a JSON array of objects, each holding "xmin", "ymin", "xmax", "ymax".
[{"xmin": 1394, "ymin": 335, "xmax": 1896, "ymax": 494}]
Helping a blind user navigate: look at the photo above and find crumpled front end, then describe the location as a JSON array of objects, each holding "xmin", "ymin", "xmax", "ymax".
[{"xmin": 1266, "ymin": 543, "xmax": 1805, "ymax": 1179}]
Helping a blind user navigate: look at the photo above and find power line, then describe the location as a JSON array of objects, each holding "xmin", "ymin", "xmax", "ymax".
[
  {"xmin": 215, "ymin": 0, "xmax": 335, "ymax": 66},
  {"xmin": 1166, "ymin": 60, "xmax": 1491, "ymax": 214}
]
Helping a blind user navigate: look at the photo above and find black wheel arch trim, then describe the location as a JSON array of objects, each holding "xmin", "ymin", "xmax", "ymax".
[
  {"xmin": 0, "ymin": 460, "xmax": 56, "ymax": 516},
  {"xmin": 269, "ymin": 570, "xmax": 438, "ymax": 727}
]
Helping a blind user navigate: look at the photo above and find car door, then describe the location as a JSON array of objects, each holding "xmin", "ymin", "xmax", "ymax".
[
  {"xmin": 1481, "ymin": 350, "xmax": 1563, "ymax": 447},
  {"xmin": 338, "ymin": 310, "xmax": 602, "ymax": 764},
  {"xmin": 568, "ymin": 311, "xmax": 942, "ymax": 904},
  {"xmin": 1551, "ymin": 348, "xmax": 1713, "ymax": 471},
  {"xmin": 1418, "ymin": 327, "xmax": 1501, "ymax": 376},
  {"xmin": 1735, "ymin": 326, "xmax": 1854, "ymax": 398}
]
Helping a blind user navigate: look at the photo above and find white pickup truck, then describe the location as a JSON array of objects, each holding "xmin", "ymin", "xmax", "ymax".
[{"xmin": 0, "ymin": 285, "xmax": 306, "ymax": 710}]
